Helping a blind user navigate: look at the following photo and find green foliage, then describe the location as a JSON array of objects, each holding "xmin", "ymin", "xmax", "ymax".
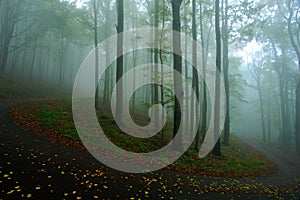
[
  {"xmin": 35, "ymin": 106, "xmax": 58, "ymax": 128},
  {"xmin": 34, "ymin": 101, "xmax": 79, "ymax": 140},
  {"xmin": 32, "ymin": 100, "xmax": 271, "ymax": 177}
]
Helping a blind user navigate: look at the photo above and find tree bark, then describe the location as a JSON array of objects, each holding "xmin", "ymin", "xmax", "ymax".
[
  {"xmin": 190, "ymin": 0, "xmax": 201, "ymax": 152},
  {"xmin": 222, "ymin": 0, "xmax": 230, "ymax": 146},
  {"xmin": 103, "ymin": 0, "xmax": 111, "ymax": 107},
  {"xmin": 212, "ymin": 0, "xmax": 222, "ymax": 157},
  {"xmin": 171, "ymin": 0, "xmax": 184, "ymax": 152},
  {"xmin": 93, "ymin": 0, "xmax": 100, "ymax": 110},
  {"xmin": 154, "ymin": 0, "xmax": 159, "ymax": 129},
  {"xmin": 296, "ymin": 80, "xmax": 300, "ymax": 155},
  {"xmin": 116, "ymin": 0, "xmax": 124, "ymax": 122}
]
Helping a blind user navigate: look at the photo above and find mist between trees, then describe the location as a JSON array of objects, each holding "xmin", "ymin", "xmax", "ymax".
[{"xmin": 0, "ymin": 0, "xmax": 299, "ymax": 155}]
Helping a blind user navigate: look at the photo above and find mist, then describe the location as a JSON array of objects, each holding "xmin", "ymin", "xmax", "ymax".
[{"xmin": 0, "ymin": 0, "xmax": 300, "ymax": 199}]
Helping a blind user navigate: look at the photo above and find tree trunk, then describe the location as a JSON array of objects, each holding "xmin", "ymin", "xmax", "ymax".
[
  {"xmin": 222, "ymin": 0, "xmax": 230, "ymax": 146},
  {"xmin": 93, "ymin": 0, "xmax": 100, "ymax": 109},
  {"xmin": 103, "ymin": 1, "xmax": 111, "ymax": 107},
  {"xmin": 183, "ymin": 2, "xmax": 190, "ymax": 139},
  {"xmin": 0, "ymin": 0, "xmax": 16, "ymax": 74},
  {"xmin": 295, "ymin": 80, "xmax": 300, "ymax": 155},
  {"xmin": 190, "ymin": 0, "xmax": 201, "ymax": 152},
  {"xmin": 267, "ymin": 93, "xmax": 271, "ymax": 142},
  {"xmin": 29, "ymin": 39, "xmax": 38, "ymax": 81},
  {"xmin": 199, "ymin": 1, "xmax": 208, "ymax": 143},
  {"xmin": 258, "ymin": 84, "xmax": 266, "ymax": 142},
  {"xmin": 116, "ymin": 0, "xmax": 124, "ymax": 123},
  {"xmin": 154, "ymin": 0, "xmax": 159, "ymax": 129},
  {"xmin": 212, "ymin": 0, "xmax": 222, "ymax": 157},
  {"xmin": 159, "ymin": 0, "xmax": 166, "ymax": 140},
  {"xmin": 171, "ymin": 0, "xmax": 184, "ymax": 152}
]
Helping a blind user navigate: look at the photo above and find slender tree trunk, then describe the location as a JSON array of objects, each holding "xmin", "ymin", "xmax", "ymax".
[
  {"xmin": 183, "ymin": 3, "xmax": 190, "ymax": 139},
  {"xmin": 188, "ymin": 0, "xmax": 195, "ymax": 146},
  {"xmin": 191, "ymin": 0, "xmax": 201, "ymax": 151},
  {"xmin": 93, "ymin": 0, "xmax": 100, "ymax": 109},
  {"xmin": 29, "ymin": 39, "xmax": 38, "ymax": 81},
  {"xmin": 212, "ymin": 0, "xmax": 222, "ymax": 157},
  {"xmin": 154, "ymin": 0, "xmax": 159, "ymax": 129},
  {"xmin": 296, "ymin": 79, "xmax": 300, "ymax": 155},
  {"xmin": 222, "ymin": 0, "xmax": 230, "ymax": 146},
  {"xmin": 159, "ymin": 0, "xmax": 166, "ymax": 140},
  {"xmin": 199, "ymin": 1, "xmax": 208, "ymax": 143},
  {"xmin": 21, "ymin": 48, "xmax": 27, "ymax": 80},
  {"xmin": 131, "ymin": 24, "xmax": 137, "ymax": 112},
  {"xmin": 116, "ymin": 0, "xmax": 124, "ymax": 122},
  {"xmin": 267, "ymin": 93, "xmax": 271, "ymax": 142},
  {"xmin": 279, "ymin": 77, "xmax": 292, "ymax": 146},
  {"xmin": 103, "ymin": 2, "xmax": 111, "ymax": 107},
  {"xmin": 58, "ymin": 34, "xmax": 65, "ymax": 86},
  {"xmin": 258, "ymin": 83, "xmax": 266, "ymax": 142},
  {"xmin": 171, "ymin": 0, "xmax": 184, "ymax": 152}
]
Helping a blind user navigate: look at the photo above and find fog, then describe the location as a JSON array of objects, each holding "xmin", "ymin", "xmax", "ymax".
[{"xmin": 0, "ymin": 0, "xmax": 299, "ymax": 155}]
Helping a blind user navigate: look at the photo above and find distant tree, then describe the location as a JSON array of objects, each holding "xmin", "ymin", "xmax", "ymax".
[
  {"xmin": 103, "ymin": 0, "xmax": 113, "ymax": 107},
  {"xmin": 0, "ymin": 0, "xmax": 24, "ymax": 74},
  {"xmin": 199, "ymin": 0, "xmax": 213, "ymax": 144},
  {"xmin": 248, "ymin": 51, "xmax": 267, "ymax": 142},
  {"xmin": 286, "ymin": 0, "xmax": 300, "ymax": 155}
]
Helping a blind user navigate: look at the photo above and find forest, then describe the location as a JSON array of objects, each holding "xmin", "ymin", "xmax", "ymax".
[{"xmin": 0, "ymin": 0, "xmax": 300, "ymax": 199}]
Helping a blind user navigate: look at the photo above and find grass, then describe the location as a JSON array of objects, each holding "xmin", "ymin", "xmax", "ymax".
[
  {"xmin": 34, "ymin": 101, "xmax": 79, "ymax": 140},
  {"xmin": 12, "ymin": 100, "xmax": 273, "ymax": 177}
]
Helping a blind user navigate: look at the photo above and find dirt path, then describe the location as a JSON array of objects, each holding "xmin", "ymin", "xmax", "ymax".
[
  {"xmin": 238, "ymin": 135, "xmax": 300, "ymax": 186},
  {"xmin": 0, "ymin": 98, "xmax": 299, "ymax": 199}
]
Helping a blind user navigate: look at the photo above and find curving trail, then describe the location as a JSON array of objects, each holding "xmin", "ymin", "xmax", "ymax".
[
  {"xmin": 238, "ymin": 135, "xmax": 300, "ymax": 187},
  {"xmin": 0, "ymin": 98, "xmax": 299, "ymax": 199}
]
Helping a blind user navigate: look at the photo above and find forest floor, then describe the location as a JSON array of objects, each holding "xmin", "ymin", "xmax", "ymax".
[{"xmin": 0, "ymin": 80, "xmax": 300, "ymax": 199}]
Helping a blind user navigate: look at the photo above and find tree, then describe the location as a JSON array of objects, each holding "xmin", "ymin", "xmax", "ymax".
[
  {"xmin": 199, "ymin": 0, "xmax": 213, "ymax": 144},
  {"xmin": 0, "ymin": 0, "xmax": 24, "ymax": 74},
  {"xmin": 222, "ymin": 0, "xmax": 230, "ymax": 146},
  {"xmin": 248, "ymin": 51, "xmax": 267, "ymax": 142},
  {"xmin": 191, "ymin": 0, "xmax": 201, "ymax": 152},
  {"xmin": 171, "ymin": 0, "xmax": 184, "ymax": 152},
  {"xmin": 154, "ymin": 0, "xmax": 159, "ymax": 130},
  {"xmin": 212, "ymin": 0, "xmax": 222, "ymax": 157},
  {"xmin": 269, "ymin": 0, "xmax": 300, "ymax": 153},
  {"xmin": 102, "ymin": 0, "xmax": 113, "ymax": 107},
  {"xmin": 116, "ymin": 0, "xmax": 124, "ymax": 123},
  {"xmin": 286, "ymin": 0, "xmax": 300, "ymax": 155}
]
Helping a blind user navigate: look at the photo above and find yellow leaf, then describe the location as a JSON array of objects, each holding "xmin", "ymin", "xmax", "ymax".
[{"xmin": 7, "ymin": 190, "xmax": 14, "ymax": 195}]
